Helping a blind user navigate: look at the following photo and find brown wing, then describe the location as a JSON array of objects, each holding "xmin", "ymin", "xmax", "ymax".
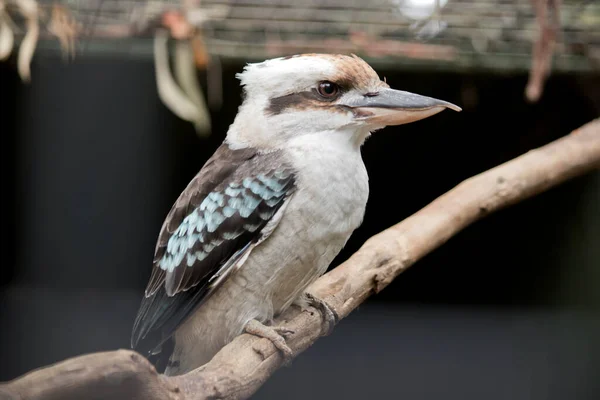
[
  {"xmin": 144, "ymin": 144, "xmax": 257, "ymax": 296},
  {"xmin": 131, "ymin": 144, "xmax": 296, "ymax": 356}
]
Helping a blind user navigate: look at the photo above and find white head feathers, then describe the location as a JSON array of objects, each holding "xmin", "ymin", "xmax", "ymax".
[{"xmin": 236, "ymin": 55, "xmax": 338, "ymax": 99}]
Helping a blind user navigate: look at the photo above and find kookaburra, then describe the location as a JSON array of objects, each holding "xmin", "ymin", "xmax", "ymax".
[{"xmin": 131, "ymin": 53, "xmax": 461, "ymax": 375}]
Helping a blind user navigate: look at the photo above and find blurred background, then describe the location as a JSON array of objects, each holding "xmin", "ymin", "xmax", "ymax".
[{"xmin": 0, "ymin": 1, "xmax": 599, "ymax": 399}]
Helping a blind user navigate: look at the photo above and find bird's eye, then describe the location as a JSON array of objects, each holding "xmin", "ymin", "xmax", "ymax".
[{"xmin": 317, "ymin": 81, "xmax": 339, "ymax": 98}]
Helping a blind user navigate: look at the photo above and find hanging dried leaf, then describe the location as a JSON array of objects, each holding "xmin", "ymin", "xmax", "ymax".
[
  {"xmin": 174, "ymin": 39, "xmax": 211, "ymax": 136},
  {"xmin": 48, "ymin": 3, "xmax": 79, "ymax": 61},
  {"xmin": 16, "ymin": 0, "xmax": 40, "ymax": 83},
  {"xmin": 525, "ymin": 0, "xmax": 562, "ymax": 102},
  {"xmin": 154, "ymin": 28, "xmax": 210, "ymax": 134},
  {"xmin": 0, "ymin": 1, "xmax": 14, "ymax": 60}
]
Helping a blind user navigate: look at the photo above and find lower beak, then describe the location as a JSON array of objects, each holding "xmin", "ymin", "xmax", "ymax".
[{"xmin": 346, "ymin": 88, "xmax": 461, "ymax": 126}]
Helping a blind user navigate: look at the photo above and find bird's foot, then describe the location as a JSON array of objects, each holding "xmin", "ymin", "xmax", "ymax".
[
  {"xmin": 244, "ymin": 319, "xmax": 294, "ymax": 361},
  {"xmin": 301, "ymin": 292, "xmax": 339, "ymax": 336}
]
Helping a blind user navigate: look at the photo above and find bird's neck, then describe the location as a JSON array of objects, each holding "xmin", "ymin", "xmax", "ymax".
[{"xmin": 225, "ymin": 101, "xmax": 271, "ymax": 150}]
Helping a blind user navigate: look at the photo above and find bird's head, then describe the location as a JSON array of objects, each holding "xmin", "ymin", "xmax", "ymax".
[{"xmin": 226, "ymin": 54, "xmax": 461, "ymax": 149}]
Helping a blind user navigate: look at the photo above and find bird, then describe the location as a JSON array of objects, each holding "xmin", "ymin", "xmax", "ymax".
[{"xmin": 131, "ymin": 53, "xmax": 461, "ymax": 376}]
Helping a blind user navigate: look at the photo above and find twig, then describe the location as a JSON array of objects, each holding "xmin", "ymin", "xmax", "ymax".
[{"xmin": 1, "ymin": 119, "xmax": 599, "ymax": 400}]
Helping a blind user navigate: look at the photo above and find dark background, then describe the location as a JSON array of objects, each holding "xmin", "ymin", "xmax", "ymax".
[{"xmin": 1, "ymin": 54, "xmax": 599, "ymax": 399}]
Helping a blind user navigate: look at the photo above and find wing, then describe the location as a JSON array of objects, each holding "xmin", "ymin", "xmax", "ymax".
[{"xmin": 131, "ymin": 144, "xmax": 296, "ymax": 356}]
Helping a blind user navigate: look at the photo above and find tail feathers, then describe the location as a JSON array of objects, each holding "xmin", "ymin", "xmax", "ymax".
[
  {"xmin": 131, "ymin": 283, "xmax": 210, "ymax": 356},
  {"xmin": 164, "ymin": 356, "xmax": 183, "ymax": 376},
  {"xmin": 145, "ymin": 336, "xmax": 174, "ymax": 374}
]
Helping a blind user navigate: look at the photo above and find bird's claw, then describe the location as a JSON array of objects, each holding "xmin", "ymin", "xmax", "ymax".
[
  {"xmin": 272, "ymin": 326, "xmax": 295, "ymax": 336},
  {"xmin": 244, "ymin": 319, "xmax": 294, "ymax": 361},
  {"xmin": 303, "ymin": 292, "xmax": 339, "ymax": 336}
]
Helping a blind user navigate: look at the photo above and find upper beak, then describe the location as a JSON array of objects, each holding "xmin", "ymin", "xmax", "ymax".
[{"xmin": 345, "ymin": 88, "xmax": 461, "ymax": 126}]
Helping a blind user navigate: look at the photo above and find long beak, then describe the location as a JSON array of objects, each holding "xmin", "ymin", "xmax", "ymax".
[{"xmin": 346, "ymin": 88, "xmax": 461, "ymax": 126}]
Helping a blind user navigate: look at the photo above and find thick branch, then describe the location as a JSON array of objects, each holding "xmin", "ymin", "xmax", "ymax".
[{"xmin": 2, "ymin": 119, "xmax": 599, "ymax": 400}]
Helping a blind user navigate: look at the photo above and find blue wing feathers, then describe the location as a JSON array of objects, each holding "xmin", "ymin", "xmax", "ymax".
[{"xmin": 131, "ymin": 145, "xmax": 295, "ymax": 358}]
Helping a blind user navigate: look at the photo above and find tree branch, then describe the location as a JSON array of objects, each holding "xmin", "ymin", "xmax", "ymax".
[{"xmin": 2, "ymin": 119, "xmax": 599, "ymax": 400}]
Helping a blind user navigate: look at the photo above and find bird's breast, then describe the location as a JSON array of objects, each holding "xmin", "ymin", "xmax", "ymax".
[{"xmin": 244, "ymin": 138, "xmax": 370, "ymax": 312}]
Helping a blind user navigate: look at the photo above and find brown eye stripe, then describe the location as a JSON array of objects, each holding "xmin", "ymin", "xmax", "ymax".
[
  {"xmin": 266, "ymin": 91, "xmax": 309, "ymax": 115},
  {"xmin": 266, "ymin": 89, "xmax": 343, "ymax": 115}
]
